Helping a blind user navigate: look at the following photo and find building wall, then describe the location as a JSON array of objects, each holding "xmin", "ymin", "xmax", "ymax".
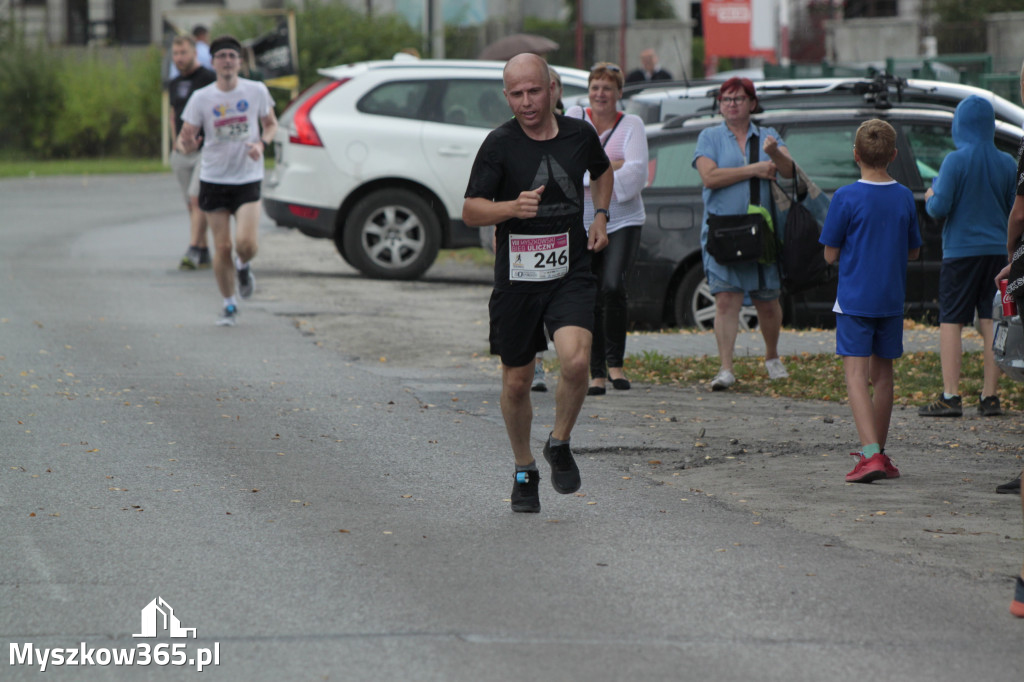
[
  {"xmin": 826, "ymin": 17, "xmax": 920, "ymax": 63},
  {"xmin": 593, "ymin": 19, "xmax": 691, "ymax": 81},
  {"xmin": 986, "ymin": 12, "xmax": 1024, "ymax": 75}
]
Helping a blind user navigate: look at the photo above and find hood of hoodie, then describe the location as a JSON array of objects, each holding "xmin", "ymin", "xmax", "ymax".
[{"xmin": 952, "ymin": 94, "xmax": 996, "ymax": 149}]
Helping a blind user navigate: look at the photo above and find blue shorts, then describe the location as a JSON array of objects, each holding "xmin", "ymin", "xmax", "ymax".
[
  {"xmin": 835, "ymin": 314, "xmax": 904, "ymax": 359},
  {"xmin": 938, "ymin": 255, "xmax": 1005, "ymax": 324},
  {"xmin": 706, "ymin": 270, "xmax": 780, "ymax": 301}
]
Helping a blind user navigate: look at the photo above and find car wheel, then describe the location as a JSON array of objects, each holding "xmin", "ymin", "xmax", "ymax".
[
  {"xmin": 342, "ymin": 189, "xmax": 441, "ymax": 280},
  {"xmin": 331, "ymin": 231, "xmax": 352, "ymax": 266},
  {"xmin": 673, "ymin": 265, "xmax": 759, "ymax": 330}
]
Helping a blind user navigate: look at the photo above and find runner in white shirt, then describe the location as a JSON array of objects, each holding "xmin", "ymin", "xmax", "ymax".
[{"xmin": 179, "ymin": 35, "xmax": 277, "ymax": 326}]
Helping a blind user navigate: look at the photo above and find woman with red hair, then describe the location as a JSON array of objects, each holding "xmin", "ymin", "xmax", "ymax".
[{"xmin": 693, "ymin": 77, "xmax": 796, "ymax": 391}]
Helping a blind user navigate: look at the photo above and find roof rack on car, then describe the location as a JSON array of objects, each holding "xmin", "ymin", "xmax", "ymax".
[
  {"xmin": 622, "ymin": 78, "xmax": 720, "ymax": 98},
  {"xmin": 659, "ymin": 99, "xmax": 957, "ymax": 129}
]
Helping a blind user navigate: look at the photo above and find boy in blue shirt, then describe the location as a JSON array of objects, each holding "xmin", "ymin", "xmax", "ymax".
[{"xmin": 820, "ymin": 119, "xmax": 922, "ymax": 483}]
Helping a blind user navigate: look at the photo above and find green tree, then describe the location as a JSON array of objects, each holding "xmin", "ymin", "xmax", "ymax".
[{"xmin": 213, "ymin": 1, "xmax": 422, "ymax": 91}]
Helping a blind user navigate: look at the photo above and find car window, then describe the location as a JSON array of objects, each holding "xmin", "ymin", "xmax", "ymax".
[
  {"xmin": 647, "ymin": 135, "xmax": 702, "ymax": 189},
  {"xmin": 562, "ymin": 83, "xmax": 588, "ymax": 100},
  {"xmin": 902, "ymin": 123, "xmax": 956, "ymax": 183},
  {"xmin": 438, "ymin": 80, "xmax": 508, "ymax": 128},
  {"xmin": 779, "ymin": 125, "xmax": 861, "ymax": 191},
  {"xmin": 357, "ymin": 80, "xmax": 431, "ymax": 120}
]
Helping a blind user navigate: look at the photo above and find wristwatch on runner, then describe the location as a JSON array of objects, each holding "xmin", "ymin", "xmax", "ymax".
[{"xmin": 595, "ymin": 208, "xmax": 610, "ymax": 220}]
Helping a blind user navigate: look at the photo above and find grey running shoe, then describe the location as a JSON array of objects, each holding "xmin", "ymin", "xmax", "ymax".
[
  {"xmin": 918, "ymin": 393, "xmax": 962, "ymax": 417},
  {"xmin": 710, "ymin": 368, "xmax": 735, "ymax": 391},
  {"xmin": 978, "ymin": 394, "xmax": 1003, "ymax": 416},
  {"xmin": 196, "ymin": 248, "xmax": 212, "ymax": 269},
  {"xmin": 510, "ymin": 469, "xmax": 541, "ymax": 513},
  {"xmin": 531, "ymin": 359, "xmax": 547, "ymax": 392},
  {"xmin": 179, "ymin": 248, "xmax": 199, "ymax": 270},
  {"xmin": 237, "ymin": 265, "xmax": 255, "ymax": 299},
  {"xmin": 216, "ymin": 304, "xmax": 238, "ymax": 327},
  {"xmin": 765, "ymin": 358, "xmax": 789, "ymax": 380},
  {"xmin": 543, "ymin": 438, "xmax": 580, "ymax": 494}
]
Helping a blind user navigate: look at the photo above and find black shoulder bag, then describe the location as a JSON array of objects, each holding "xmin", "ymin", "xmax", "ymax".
[{"xmin": 705, "ymin": 131, "xmax": 776, "ymax": 265}]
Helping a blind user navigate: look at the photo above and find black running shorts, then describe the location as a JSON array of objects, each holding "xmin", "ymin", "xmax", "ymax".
[
  {"xmin": 938, "ymin": 255, "xmax": 1005, "ymax": 324},
  {"xmin": 198, "ymin": 180, "xmax": 262, "ymax": 214},
  {"xmin": 489, "ymin": 272, "xmax": 597, "ymax": 367}
]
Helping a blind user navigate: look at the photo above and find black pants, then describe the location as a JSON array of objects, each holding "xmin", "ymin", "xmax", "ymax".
[{"xmin": 590, "ymin": 225, "xmax": 642, "ymax": 379}]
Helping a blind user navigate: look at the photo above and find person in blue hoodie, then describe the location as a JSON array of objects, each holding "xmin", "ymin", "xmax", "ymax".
[{"xmin": 918, "ymin": 95, "xmax": 1017, "ymax": 418}]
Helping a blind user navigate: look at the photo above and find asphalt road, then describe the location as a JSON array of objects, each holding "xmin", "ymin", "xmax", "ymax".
[{"xmin": 0, "ymin": 174, "xmax": 1020, "ymax": 681}]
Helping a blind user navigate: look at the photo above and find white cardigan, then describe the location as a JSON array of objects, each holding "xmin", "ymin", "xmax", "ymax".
[{"xmin": 565, "ymin": 105, "xmax": 648, "ymax": 234}]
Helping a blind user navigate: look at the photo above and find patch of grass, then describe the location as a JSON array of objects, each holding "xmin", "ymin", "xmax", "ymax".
[
  {"xmin": 617, "ymin": 349, "xmax": 1024, "ymax": 411},
  {"xmin": 0, "ymin": 156, "xmax": 274, "ymax": 179},
  {"xmin": 0, "ymin": 158, "xmax": 167, "ymax": 178},
  {"xmin": 437, "ymin": 247, "xmax": 495, "ymax": 267}
]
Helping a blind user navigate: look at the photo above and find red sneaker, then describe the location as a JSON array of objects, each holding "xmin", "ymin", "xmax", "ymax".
[
  {"xmin": 845, "ymin": 453, "xmax": 888, "ymax": 483},
  {"xmin": 878, "ymin": 452, "xmax": 900, "ymax": 479},
  {"xmin": 1012, "ymin": 576, "xmax": 1024, "ymax": 618}
]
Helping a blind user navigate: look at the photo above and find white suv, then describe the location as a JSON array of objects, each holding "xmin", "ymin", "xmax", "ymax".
[{"xmin": 263, "ymin": 58, "xmax": 590, "ymax": 279}]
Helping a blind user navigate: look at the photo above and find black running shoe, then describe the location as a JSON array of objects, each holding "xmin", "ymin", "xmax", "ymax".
[
  {"xmin": 996, "ymin": 474, "xmax": 1021, "ymax": 495},
  {"xmin": 978, "ymin": 394, "xmax": 1003, "ymax": 416},
  {"xmin": 543, "ymin": 439, "xmax": 581, "ymax": 494},
  {"xmin": 918, "ymin": 393, "xmax": 962, "ymax": 417},
  {"xmin": 510, "ymin": 469, "xmax": 540, "ymax": 513}
]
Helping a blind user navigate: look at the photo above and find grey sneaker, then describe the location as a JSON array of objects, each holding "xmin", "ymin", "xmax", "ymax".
[
  {"xmin": 179, "ymin": 248, "xmax": 199, "ymax": 270},
  {"xmin": 765, "ymin": 358, "xmax": 789, "ymax": 380},
  {"xmin": 918, "ymin": 393, "xmax": 962, "ymax": 417},
  {"xmin": 531, "ymin": 359, "xmax": 547, "ymax": 392},
  {"xmin": 196, "ymin": 248, "xmax": 212, "ymax": 269},
  {"xmin": 978, "ymin": 394, "xmax": 1003, "ymax": 416},
  {"xmin": 710, "ymin": 368, "xmax": 735, "ymax": 391},
  {"xmin": 216, "ymin": 304, "xmax": 238, "ymax": 327},
  {"xmin": 237, "ymin": 265, "xmax": 255, "ymax": 299}
]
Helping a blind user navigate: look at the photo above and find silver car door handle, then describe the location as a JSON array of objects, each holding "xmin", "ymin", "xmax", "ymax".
[{"xmin": 436, "ymin": 146, "xmax": 470, "ymax": 157}]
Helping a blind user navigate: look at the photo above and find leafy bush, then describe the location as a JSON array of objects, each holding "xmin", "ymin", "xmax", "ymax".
[
  {"xmin": 0, "ymin": 41, "xmax": 161, "ymax": 159},
  {"xmin": 1, "ymin": 2, "xmax": 421, "ymax": 159},
  {"xmin": 0, "ymin": 38, "xmax": 63, "ymax": 156}
]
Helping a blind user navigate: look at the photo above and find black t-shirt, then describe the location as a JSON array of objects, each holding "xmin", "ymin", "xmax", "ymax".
[
  {"xmin": 169, "ymin": 66, "xmax": 216, "ymax": 141},
  {"xmin": 1009, "ymin": 138, "xmax": 1024, "ymax": 294},
  {"xmin": 465, "ymin": 115, "xmax": 610, "ymax": 291}
]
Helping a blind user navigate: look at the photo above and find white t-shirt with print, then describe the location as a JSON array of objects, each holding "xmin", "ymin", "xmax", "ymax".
[{"xmin": 182, "ymin": 78, "xmax": 274, "ymax": 185}]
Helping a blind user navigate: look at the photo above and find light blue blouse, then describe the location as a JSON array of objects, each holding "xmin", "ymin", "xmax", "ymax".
[{"xmin": 692, "ymin": 121, "xmax": 785, "ymax": 293}]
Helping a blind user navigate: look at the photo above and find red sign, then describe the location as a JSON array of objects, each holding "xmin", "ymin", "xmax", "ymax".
[{"xmin": 702, "ymin": 0, "xmax": 776, "ymax": 62}]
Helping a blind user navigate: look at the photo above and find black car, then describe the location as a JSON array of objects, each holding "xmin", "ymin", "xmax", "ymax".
[{"xmin": 628, "ymin": 106, "xmax": 1024, "ymax": 329}]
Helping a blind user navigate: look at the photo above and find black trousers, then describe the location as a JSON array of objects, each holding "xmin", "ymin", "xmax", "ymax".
[{"xmin": 590, "ymin": 225, "xmax": 642, "ymax": 378}]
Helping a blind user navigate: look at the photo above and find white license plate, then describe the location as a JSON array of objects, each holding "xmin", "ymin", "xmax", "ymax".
[{"xmin": 994, "ymin": 322, "xmax": 1008, "ymax": 354}]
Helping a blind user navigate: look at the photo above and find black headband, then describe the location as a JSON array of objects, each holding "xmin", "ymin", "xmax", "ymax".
[{"xmin": 209, "ymin": 36, "xmax": 242, "ymax": 56}]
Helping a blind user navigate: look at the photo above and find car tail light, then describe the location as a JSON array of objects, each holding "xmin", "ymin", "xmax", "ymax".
[
  {"xmin": 289, "ymin": 78, "xmax": 348, "ymax": 147},
  {"xmin": 288, "ymin": 204, "xmax": 320, "ymax": 220}
]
